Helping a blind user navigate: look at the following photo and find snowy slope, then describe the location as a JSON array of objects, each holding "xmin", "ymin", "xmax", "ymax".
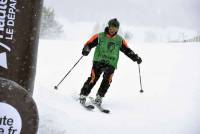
[{"xmin": 33, "ymin": 39, "xmax": 200, "ymax": 134}]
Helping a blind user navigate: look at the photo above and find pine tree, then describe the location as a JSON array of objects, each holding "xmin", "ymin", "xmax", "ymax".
[{"xmin": 40, "ymin": 6, "xmax": 63, "ymax": 39}]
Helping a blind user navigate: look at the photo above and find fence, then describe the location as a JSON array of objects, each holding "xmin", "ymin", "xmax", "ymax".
[{"xmin": 184, "ymin": 35, "xmax": 200, "ymax": 42}]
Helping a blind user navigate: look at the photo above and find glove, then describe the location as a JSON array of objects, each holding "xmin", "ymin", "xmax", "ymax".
[
  {"xmin": 131, "ymin": 53, "xmax": 142, "ymax": 64},
  {"xmin": 136, "ymin": 56, "xmax": 142, "ymax": 64},
  {"xmin": 82, "ymin": 46, "xmax": 91, "ymax": 56}
]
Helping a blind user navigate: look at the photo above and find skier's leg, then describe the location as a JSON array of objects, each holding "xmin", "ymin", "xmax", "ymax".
[
  {"xmin": 97, "ymin": 66, "xmax": 115, "ymax": 98},
  {"xmin": 80, "ymin": 64, "xmax": 102, "ymax": 96}
]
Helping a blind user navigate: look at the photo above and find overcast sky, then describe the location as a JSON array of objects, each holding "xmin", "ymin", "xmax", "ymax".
[{"xmin": 44, "ymin": 0, "xmax": 199, "ymax": 31}]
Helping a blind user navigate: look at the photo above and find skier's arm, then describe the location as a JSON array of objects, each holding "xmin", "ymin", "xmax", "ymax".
[
  {"xmin": 82, "ymin": 34, "xmax": 98, "ymax": 56},
  {"xmin": 120, "ymin": 40, "xmax": 142, "ymax": 64}
]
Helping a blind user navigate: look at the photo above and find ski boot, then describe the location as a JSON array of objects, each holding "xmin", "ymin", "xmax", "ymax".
[
  {"xmin": 94, "ymin": 95, "xmax": 103, "ymax": 106},
  {"xmin": 79, "ymin": 95, "xmax": 87, "ymax": 105}
]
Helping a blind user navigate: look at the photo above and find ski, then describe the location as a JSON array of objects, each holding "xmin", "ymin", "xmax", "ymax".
[
  {"xmin": 88, "ymin": 97, "xmax": 110, "ymax": 114},
  {"xmin": 72, "ymin": 94, "xmax": 95, "ymax": 111},
  {"xmin": 80, "ymin": 102, "xmax": 95, "ymax": 110}
]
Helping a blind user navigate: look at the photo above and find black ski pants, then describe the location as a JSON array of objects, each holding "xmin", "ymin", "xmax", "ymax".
[{"xmin": 80, "ymin": 61, "xmax": 115, "ymax": 97}]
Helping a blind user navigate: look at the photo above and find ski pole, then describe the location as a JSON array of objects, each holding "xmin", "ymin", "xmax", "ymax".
[
  {"xmin": 138, "ymin": 64, "xmax": 144, "ymax": 93},
  {"xmin": 54, "ymin": 56, "xmax": 84, "ymax": 90}
]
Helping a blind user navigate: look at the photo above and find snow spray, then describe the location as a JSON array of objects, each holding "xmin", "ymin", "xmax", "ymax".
[{"xmin": 0, "ymin": 0, "xmax": 43, "ymax": 133}]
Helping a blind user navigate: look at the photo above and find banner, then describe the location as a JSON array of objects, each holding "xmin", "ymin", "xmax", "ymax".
[
  {"xmin": 0, "ymin": 0, "xmax": 43, "ymax": 133},
  {"xmin": 0, "ymin": 0, "xmax": 43, "ymax": 96}
]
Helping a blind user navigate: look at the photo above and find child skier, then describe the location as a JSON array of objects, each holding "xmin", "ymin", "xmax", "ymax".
[{"xmin": 80, "ymin": 18, "xmax": 142, "ymax": 106}]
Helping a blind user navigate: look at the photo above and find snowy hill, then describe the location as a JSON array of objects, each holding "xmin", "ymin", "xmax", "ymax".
[{"xmin": 33, "ymin": 39, "xmax": 200, "ymax": 134}]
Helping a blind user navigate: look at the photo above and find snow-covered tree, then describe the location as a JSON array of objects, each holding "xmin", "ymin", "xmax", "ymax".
[{"xmin": 40, "ymin": 6, "xmax": 63, "ymax": 39}]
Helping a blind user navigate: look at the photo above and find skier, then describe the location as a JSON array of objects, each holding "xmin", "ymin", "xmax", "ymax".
[{"xmin": 80, "ymin": 18, "xmax": 142, "ymax": 106}]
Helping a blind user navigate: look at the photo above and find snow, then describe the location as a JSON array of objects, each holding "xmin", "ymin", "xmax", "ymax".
[{"xmin": 33, "ymin": 39, "xmax": 200, "ymax": 134}]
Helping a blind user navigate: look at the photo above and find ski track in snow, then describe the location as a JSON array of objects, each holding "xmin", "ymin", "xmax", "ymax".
[{"xmin": 33, "ymin": 39, "xmax": 200, "ymax": 134}]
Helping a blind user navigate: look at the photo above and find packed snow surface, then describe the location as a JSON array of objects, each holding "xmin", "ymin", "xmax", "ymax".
[{"xmin": 34, "ymin": 39, "xmax": 200, "ymax": 134}]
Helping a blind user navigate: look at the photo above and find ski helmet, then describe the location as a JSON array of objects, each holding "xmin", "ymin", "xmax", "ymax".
[{"xmin": 108, "ymin": 18, "xmax": 120, "ymax": 28}]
